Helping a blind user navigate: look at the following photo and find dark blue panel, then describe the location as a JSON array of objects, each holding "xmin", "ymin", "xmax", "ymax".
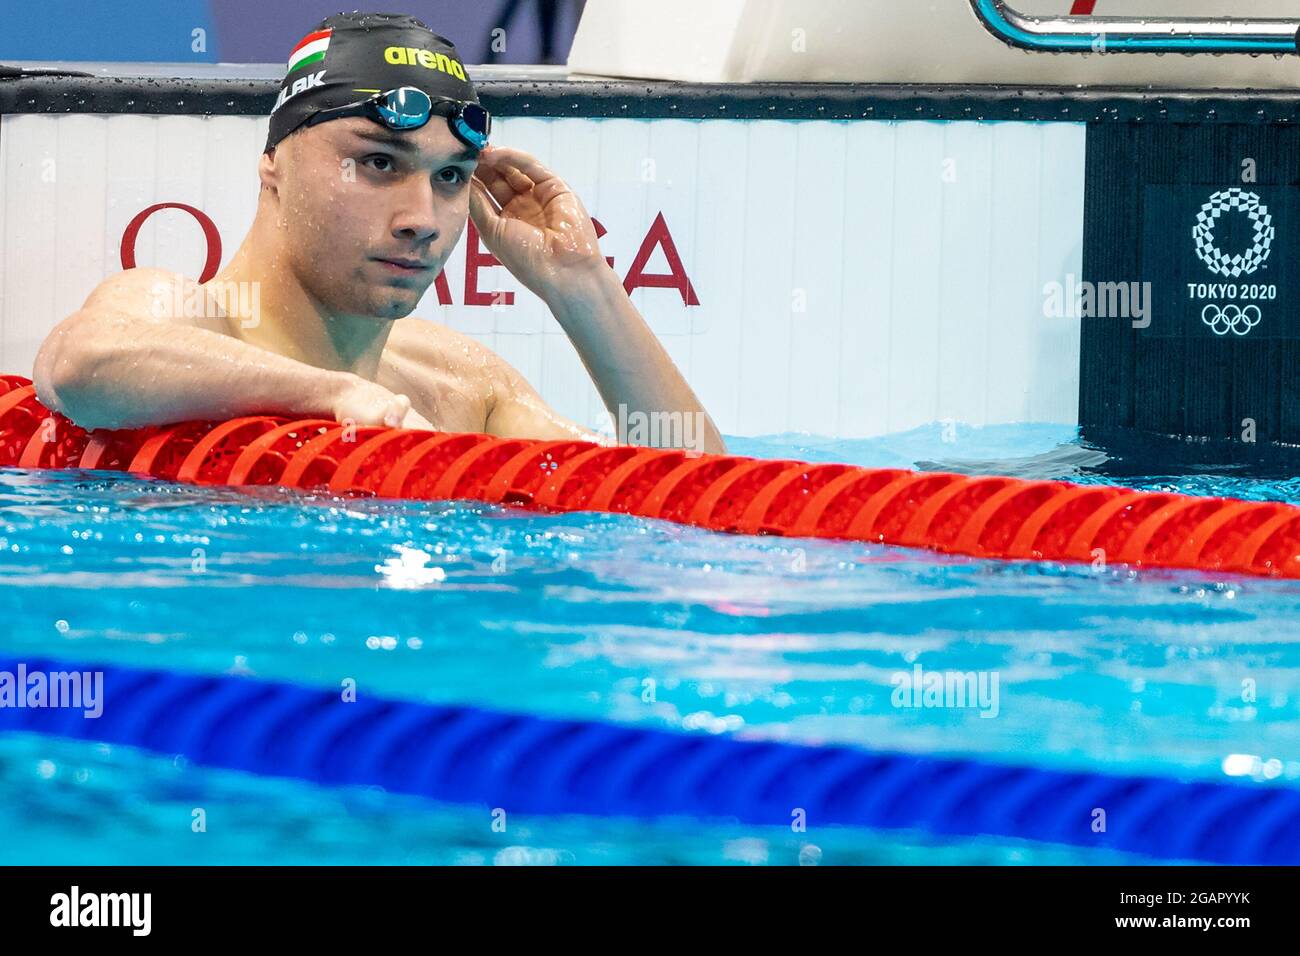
[{"xmin": 0, "ymin": 0, "xmax": 219, "ymax": 62}]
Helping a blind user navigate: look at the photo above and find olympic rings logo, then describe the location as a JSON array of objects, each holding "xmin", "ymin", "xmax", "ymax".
[{"xmin": 1201, "ymin": 303, "xmax": 1262, "ymax": 336}]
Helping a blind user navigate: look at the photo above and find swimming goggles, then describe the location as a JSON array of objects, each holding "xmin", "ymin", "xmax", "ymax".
[{"xmin": 304, "ymin": 86, "xmax": 491, "ymax": 150}]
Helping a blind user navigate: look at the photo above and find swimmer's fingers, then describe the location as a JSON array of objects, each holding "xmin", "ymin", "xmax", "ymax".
[
  {"xmin": 469, "ymin": 177, "xmax": 504, "ymax": 234},
  {"xmin": 470, "ymin": 177, "xmax": 541, "ymax": 255},
  {"xmin": 478, "ymin": 159, "xmax": 537, "ymax": 206},
  {"xmin": 481, "ymin": 146, "xmax": 557, "ymax": 186},
  {"xmin": 487, "ymin": 152, "xmax": 582, "ymax": 219},
  {"xmin": 473, "ymin": 166, "xmax": 514, "ymax": 210},
  {"xmin": 498, "ymin": 164, "xmax": 537, "ymax": 197}
]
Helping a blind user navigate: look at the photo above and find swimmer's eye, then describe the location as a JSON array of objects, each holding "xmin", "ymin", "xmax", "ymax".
[
  {"xmin": 437, "ymin": 167, "xmax": 470, "ymax": 186},
  {"xmin": 361, "ymin": 154, "xmax": 398, "ymax": 174}
]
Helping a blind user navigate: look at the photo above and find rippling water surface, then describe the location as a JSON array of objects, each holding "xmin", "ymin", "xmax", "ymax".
[{"xmin": 1, "ymin": 423, "xmax": 1297, "ymax": 863}]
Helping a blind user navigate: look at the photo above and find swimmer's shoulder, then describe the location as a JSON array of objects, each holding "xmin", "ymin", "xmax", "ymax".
[
  {"xmin": 81, "ymin": 267, "xmax": 227, "ymax": 333},
  {"xmin": 83, "ymin": 267, "xmax": 188, "ymax": 316}
]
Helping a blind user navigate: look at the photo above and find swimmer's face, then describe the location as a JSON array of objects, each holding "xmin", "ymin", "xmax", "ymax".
[{"xmin": 265, "ymin": 117, "xmax": 479, "ymax": 320}]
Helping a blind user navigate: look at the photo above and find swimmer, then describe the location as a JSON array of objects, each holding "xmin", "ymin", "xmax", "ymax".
[{"xmin": 32, "ymin": 12, "xmax": 725, "ymax": 454}]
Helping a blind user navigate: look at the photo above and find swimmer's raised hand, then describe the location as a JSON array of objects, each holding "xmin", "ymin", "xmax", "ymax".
[
  {"xmin": 469, "ymin": 146, "xmax": 608, "ymax": 304},
  {"xmin": 467, "ymin": 147, "xmax": 727, "ymax": 455}
]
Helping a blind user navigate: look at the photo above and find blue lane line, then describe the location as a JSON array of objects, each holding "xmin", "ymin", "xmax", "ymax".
[
  {"xmin": 0, "ymin": 654, "xmax": 1296, "ymax": 863},
  {"xmin": 973, "ymin": 0, "xmax": 1298, "ymax": 53}
]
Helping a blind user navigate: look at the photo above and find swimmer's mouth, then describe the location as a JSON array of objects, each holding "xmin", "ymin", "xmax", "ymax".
[{"xmin": 373, "ymin": 256, "xmax": 433, "ymax": 274}]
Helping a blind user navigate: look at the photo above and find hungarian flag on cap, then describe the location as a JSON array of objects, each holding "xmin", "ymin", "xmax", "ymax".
[{"xmin": 287, "ymin": 28, "xmax": 332, "ymax": 74}]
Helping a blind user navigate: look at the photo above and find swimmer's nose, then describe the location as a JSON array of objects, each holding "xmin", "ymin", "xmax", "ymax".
[
  {"xmin": 393, "ymin": 220, "xmax": 438, "ymax": 243},
  {"xmin": 389, "ymin": 181, "xmax": 441, "ymax": 243},
  {"xmin": 392, "ymin": 218, "xmax": 439, "ymax": 244}
]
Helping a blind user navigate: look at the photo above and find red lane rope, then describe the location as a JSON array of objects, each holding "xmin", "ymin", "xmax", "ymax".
[{"xmin": 2, "ymin": 375, "xmax": 1298, "ymax": 579}]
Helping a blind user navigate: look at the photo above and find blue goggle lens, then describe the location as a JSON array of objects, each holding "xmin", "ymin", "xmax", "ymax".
[
  {"xmin": 453, "ymin": 104, "xmax": 491, "ymax": 148},
  {"xmin": 375, "ymin": 88, "xmax": 433, "ymax": 129}
]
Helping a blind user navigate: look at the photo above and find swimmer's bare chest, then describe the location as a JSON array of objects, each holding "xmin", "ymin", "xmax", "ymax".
[{"xmin": 373, "ymin": 320, "xmax": 494, "ymax": 434}]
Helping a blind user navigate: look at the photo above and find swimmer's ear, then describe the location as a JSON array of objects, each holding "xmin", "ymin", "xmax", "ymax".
[{"xmin": 258, "ymin": 147, "xmax": 282, "ymax": 194}]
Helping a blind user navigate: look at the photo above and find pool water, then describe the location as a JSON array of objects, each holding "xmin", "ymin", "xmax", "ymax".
[{"xmin": 1, "ymin": 422, "xmax": 1298, "ymax": 865}]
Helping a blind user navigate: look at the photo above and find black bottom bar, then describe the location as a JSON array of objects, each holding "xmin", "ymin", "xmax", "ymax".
[{"xmin": 0, "ymin": 865, "xmax": 1285, "ymax": 940}]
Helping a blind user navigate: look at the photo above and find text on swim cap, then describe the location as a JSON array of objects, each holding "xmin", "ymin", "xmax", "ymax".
[
  {"xmin": 272, "ymin": 70, "xmax": 326, "ymax": 113},
  {"xmin": 384, "ymin": 46, "xmax": 466, "ymax": 81}
]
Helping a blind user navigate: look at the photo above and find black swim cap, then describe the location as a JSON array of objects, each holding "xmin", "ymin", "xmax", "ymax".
[{"xmin": 265, "ymin": 12, "xmax": 479, "ymax": 152}]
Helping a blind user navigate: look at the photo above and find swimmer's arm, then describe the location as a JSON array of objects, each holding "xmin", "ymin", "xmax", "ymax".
[
  {"xmin": 541, "ymin": 265, "xmax": 727, "ymax": 454},
  {"xmin": 482, "ymin": 353, "xmax": 613, "ymax": 446},
  {"xmin": 469, "ymin": 149, "xmax": 725, "ymax": 454},
  {"xmin": 32, "ymin": 268, "xmax": 417, "ymax": 430}
]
